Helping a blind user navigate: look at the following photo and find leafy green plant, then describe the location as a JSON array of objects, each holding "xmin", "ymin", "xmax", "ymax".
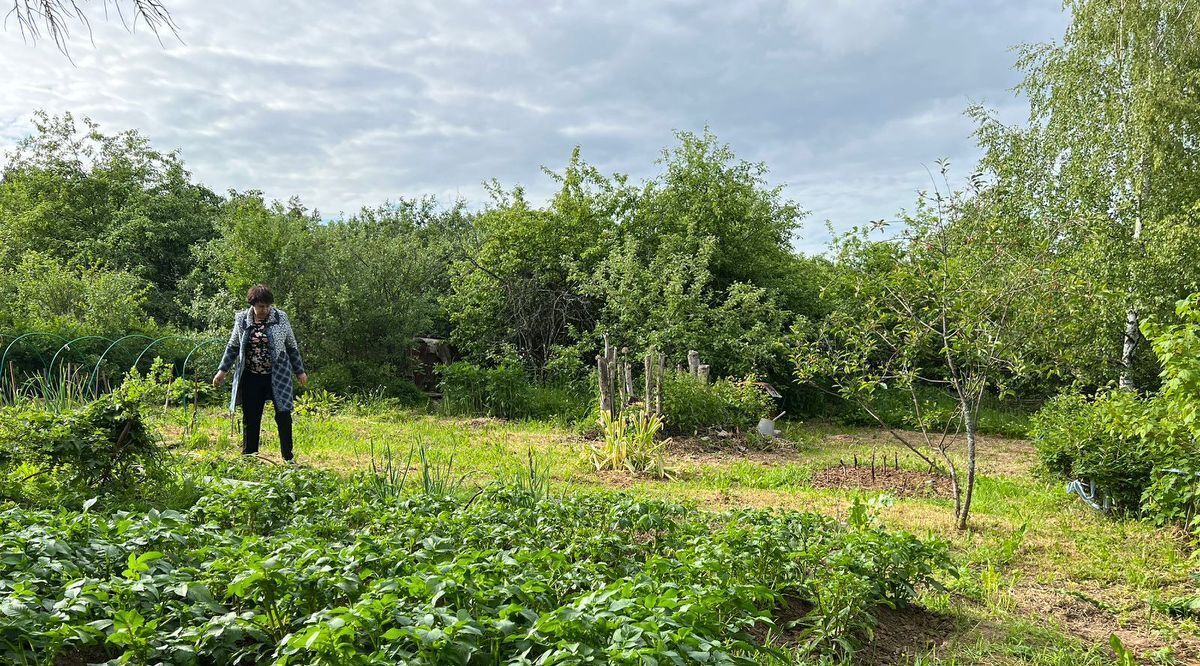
[
  {"xmin": 661, "ymin": 372, "xmax": 769, "ymax": 435},
  {"xmin": 1029, "ymin": 391, "xmax": 1155, "ymax": 512},
  {"xmin": 0, "ymin": 460, "xmax": 947, "ymax": 665},
  {"xmin": 1031, "ymin": 296, "xmax": 1200, "ymax": 528},
  {"xmin": 0, "ymin": 382, "xmax": 161, "ymax": 504},
  {"xmin": 505, "ymin": 446, "xmax": 551, "ymax": 506},
  {"xmin": 416, "ymin": 443, "xmax": 471, "ymax": 497},
  {"xmin": 366, "ymin": 439, "xmax": 413, "ymax": 502},
  {"xmin": 294, "ymin": 388, "xmax": 345, "ymax": 419}
]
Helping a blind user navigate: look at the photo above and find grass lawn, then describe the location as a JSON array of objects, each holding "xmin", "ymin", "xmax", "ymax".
[{"xmin": 159, "ymin": 404, "xmax": 1200, "ymax": 665}]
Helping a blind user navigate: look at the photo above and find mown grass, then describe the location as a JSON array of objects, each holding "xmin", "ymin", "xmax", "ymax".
[{"xmin": 158, "ymin": 404, "xmax": 1199, "ymax": 665}]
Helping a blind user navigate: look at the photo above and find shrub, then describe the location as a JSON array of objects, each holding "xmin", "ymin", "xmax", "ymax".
[
  {"xmin": 1030, "ymin": 298, "xmax": 1200, "ymax": 524},
  {"xmin": 308, "ymin": 361, "xmax": 424, "ymax": 400},
  {"xmin": 1028, "ymin": 391, "xmax": 1157, "ymax": 512},
  {"xmin": 122, "ymin": 358, "xmax": 214, "ymax": 409},
  {"xmin": 661, "ymin": 372, "xmax": 770, "ymax": 435},
  {"xmin": 437, "ymin": 361, "xmax": 488, "ymax": 415},
  {"xmin": 0, "ymin": 384, "xmax": 161, "ymax": 504},
  {"xmin": 437, "ymin": 361, "xmax": 588, "ymax": 421}
]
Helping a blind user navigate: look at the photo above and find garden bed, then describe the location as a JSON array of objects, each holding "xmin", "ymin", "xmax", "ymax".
[
  {"xmin": 811, "ymin": 465, "xmax": 953, "ymax": 498},
  {"xmin": 1, "ymin": 458, "xmax": 948, "ymax": 664}
]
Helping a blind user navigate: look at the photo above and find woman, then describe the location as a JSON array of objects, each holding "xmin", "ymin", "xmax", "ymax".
[{"xmin": 212, "ymin": 284, "xmax": 308, "ymax": 462}]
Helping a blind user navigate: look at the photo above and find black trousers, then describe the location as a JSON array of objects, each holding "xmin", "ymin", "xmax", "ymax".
[{"xmin": 239, "ymin": 372, "xmax": 293, "ymax": 460}]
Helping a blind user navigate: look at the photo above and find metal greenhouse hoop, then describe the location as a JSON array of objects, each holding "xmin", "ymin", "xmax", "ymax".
[
  {"xmin": 49, "ymin": 335, "xmax": 116, "ymax": 375},
  {"xmin": 132, "ymin": 335, "xmax": 198, "ymax": 370},
  {"xmin": 1, "ymin": 332, "xmax": 70, "ymax": 399},
  {"xmin": 2, "ymin": 332, "xmax": 69, "ymax": 373},
  {"xmin": 91, "ymin": 334, "xmax": 157, "ymax": 393},
  {"xmin": 180, "ymin": 338, "xmax": 225, "ymax": 435}
]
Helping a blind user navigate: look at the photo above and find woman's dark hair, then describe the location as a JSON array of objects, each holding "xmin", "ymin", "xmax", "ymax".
[{"xmin": 247, "ymin": 284, "xmax": 274, "ymax": 305}]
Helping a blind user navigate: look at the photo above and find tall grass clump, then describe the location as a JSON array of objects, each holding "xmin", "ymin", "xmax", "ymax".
[{"xmin": 591, "ymin": 407, "xmax": 670, "ymax": 478}]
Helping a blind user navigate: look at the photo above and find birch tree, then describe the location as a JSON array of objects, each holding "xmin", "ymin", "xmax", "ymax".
[
  {"xmin": 973, "ymin": 0, "xmax": 1200, "ymax": 389},
  {"xmin": 6, "ymin": 0, "xmax": 177, "ymax": 54}
]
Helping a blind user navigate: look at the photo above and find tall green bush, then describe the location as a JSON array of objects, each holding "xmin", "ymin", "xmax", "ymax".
[
  {"xmin": 1029, "ymin": 392, "xmax": 1156, "ymax": 512},
  {"xmin": 661, "ymin": 372, "xmax": 770, "ymax": 436},
  {"xmin": 1032, "ymin": 296, "xmax": 1200, "ymax": 524}
]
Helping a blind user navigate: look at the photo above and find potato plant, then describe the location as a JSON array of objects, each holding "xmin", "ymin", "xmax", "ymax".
[{"xmin": 0, "ymin": 463, "xmax": 947, "ymax": 665}]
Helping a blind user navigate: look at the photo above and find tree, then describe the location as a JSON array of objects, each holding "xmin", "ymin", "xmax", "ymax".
[
  {"xmin": 973, "ymin": 0, "xmax": 1200, "ymax": 390},
  {"xmin": 0, "ymin": 112, "xmax": 221, "ymax": 327},
  {"xmin": 797, "ymin": 164, "xmax": 1053, "ymax": 530},
  {"xmin": 295, "ymin": 200, "xmax": 465, "ymax": 393},
  {"xmin": 0, "ymin": 251, "xmax": 152, "ymax": 335},
  {"xmin": 586, "ymin": 129, "xmax": 810, "ymax": 380},
  {"xmin": 444, "ymin": 148, "xmax": 626, "ymax": 377},
  {"xmin": 6, "ymin": 0, "xmax": 176, "ymax": 55}
]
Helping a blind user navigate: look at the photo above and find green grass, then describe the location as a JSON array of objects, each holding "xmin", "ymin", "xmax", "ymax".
[{"xmin": 155, "ymin": 403, "xmax": 1200, "ymax": 664}]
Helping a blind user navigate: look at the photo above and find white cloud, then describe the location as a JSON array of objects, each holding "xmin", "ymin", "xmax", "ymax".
[
  {"xmin": 0, "ymin": 0, "xmax": 1069, "ymax": 247},
  {"xmin": 778, "ymin": 0, "xmax": 921, "ymax": 56}
]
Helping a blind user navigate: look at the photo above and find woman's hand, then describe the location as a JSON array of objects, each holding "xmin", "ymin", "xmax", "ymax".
[
  {"xmin": 297, "ymin": 373, "xmax": 308, "ymax": 386},
  {"xmin": 212, "ymin": 370, "xmax": 228, "ymax": 387}
]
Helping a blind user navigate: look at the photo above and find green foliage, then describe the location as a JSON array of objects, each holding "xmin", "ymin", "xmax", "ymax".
[
  {"xmin": 839, "ymin": 387, "xmax": 1033, "ymax": 438},
  {"xmin": 444, "ymin": 150, "xmax": 620, "ymax": 374},
  {"xmin": 0, "ymin": 460, "xmax": 947, "ymax": 664},
  {"xmin": 0, "ymin": 251, "xmax": 154, "ymax": 336},
  {"xmin": 0, "ymin": 384, "xmax": 161, "ymax": 504},
  {"xmin": 1032, "ymin": 295, "xmax": 1200, "ymax": 525},
  {"xmin": 584, "ymin": 130, "xmax": 809, "ymax": 381},
  {"xmin": 293, "ymin": 388, "xmax": 345, "ymax": 419},
  {"xmin": 971, "ymin": 0, "xmax": 1200, "ymax": 389},
  {"xmin": 1029, "ymin": 392, "xmax": 1155, "ymax": 512},
  {"xmin": 662, "ymin": 372, "xmax": 770, "ymax": 435},
  {"xmin": 122, "ymin": 357, "xmax": 213, "ymax": 409},
  {"xmin": 0, "ymin": 112, "xmax": 221, "ymax": 327},
  {"xmin": 505, "ymin": 447, "xmax": 552, "ymax": 506},
  {"xmin": 438, "ymin": 361, "xmax": 589, "ymax": 421}
]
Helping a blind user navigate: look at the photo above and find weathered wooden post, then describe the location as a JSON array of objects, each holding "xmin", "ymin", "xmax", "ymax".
[
  {"xmin": 687, "ymin": 350, "xmax": 701, "ymax": 377},
  {"xmin": 656, "ymin": 353, "xmax": 665, "ymax": 415},
  {"xmin": 697, "ymin": 364, "xmax": 710, "ymax": 384},
  {"xmin": 621, "ymin": 347, "xmax": 634, "ymax": 406},
  {"xmin": 597, "ymin": 336, "xmax": 616, "ymax": 419},
  {"xmin": 643, "ymin": 353, "xmax": 653, "ymax": 411}
]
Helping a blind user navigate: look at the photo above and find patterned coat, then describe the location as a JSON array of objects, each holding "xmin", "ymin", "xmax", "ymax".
[{"xmin": 218, "ymin": 307, "xmax": 306, "ymax": 413}]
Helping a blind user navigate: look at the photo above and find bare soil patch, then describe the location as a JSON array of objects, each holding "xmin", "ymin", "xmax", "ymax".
[
  {"xmin": 823, "ymin": 430, "xmax": 1037, "ymax": 478},
  {"xmin": 55, "ymin": 646, "xmax": 109, "ymax": 666},
  {"xmin": 668, "ymin": 435, "xmax": 798, "ymax": 463},
  {"xmin": 753, "ymin": 598, "xmax": 956, "ymax": 665},
  {"xmin": 811, "ymin": 465, "xmax": 954, "ymax": 499},
  {"xmin": 857, "ymin": 605, "xmax": 959, "ymax": 665}
]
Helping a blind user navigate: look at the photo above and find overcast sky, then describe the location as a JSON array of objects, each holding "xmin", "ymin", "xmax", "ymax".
[{"xmin": 0, "ymin": 0, "xmax": 1068, "ymax": 253}]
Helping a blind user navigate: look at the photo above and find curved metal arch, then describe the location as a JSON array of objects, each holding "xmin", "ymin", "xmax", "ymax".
[
  {"xmin": 1, "ymin": 332, "xmax": 69, "ymax": 376},
  {"xmin": 180, "ymin": 338, "xmax": 225, "ymax": 385},
  {"xmin": 49, "ymin": 335, "xmax": 116, "ymax": 375},
  {"xmin": 91, "ymin": 334, "xmax": 157, "ymax": 393},
  {"xmin": 180, "ymin": 338, "xmax": 224, "ymax": 414},
  {"xmin": 132, "ymin": 335, "xmax": 198, "ymax": 371}
]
